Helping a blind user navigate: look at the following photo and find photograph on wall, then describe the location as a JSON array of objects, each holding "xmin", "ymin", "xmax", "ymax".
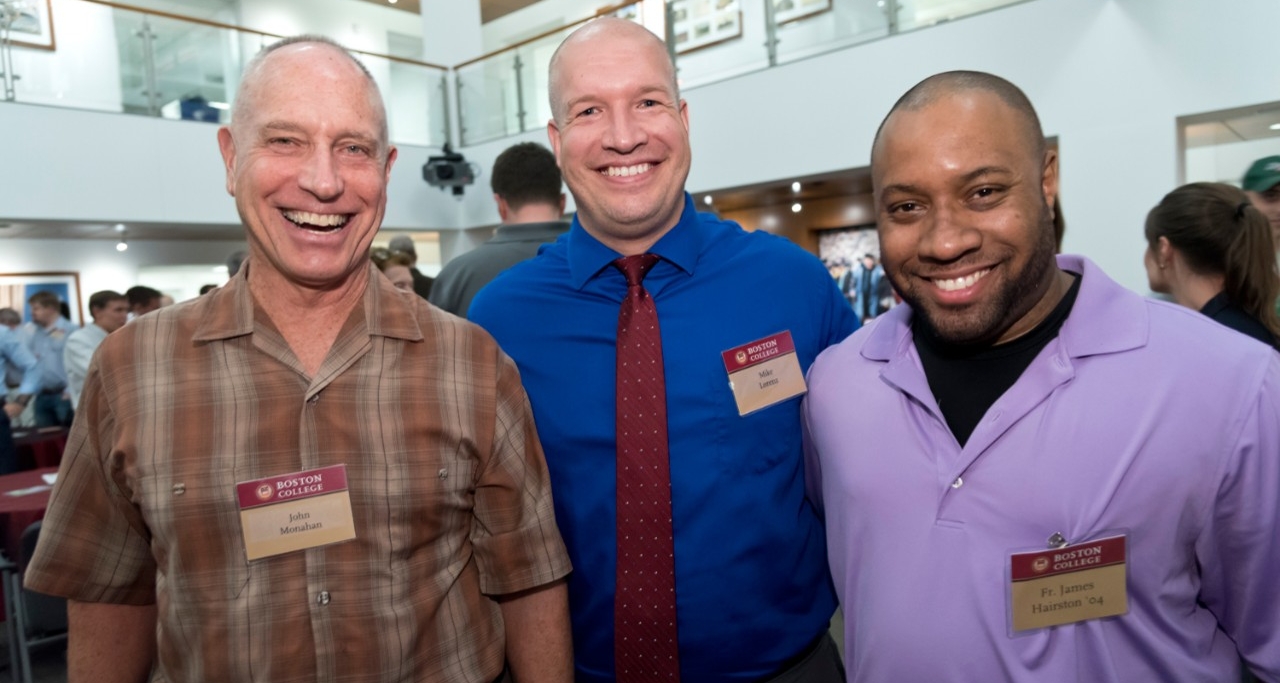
[
  {"xmin": 773, "ymin": 0, "xmax": 832, "ymax": 26},
  {"xmin": 671, "ymin": 0, "xmax": 742, "ymax": 54},
  {"xmin": 817, "ymin": 226, "xmax": 898, "ymax": 321},
  {"xmin": 0, "ymin": 272, "xmax": 82, "ymax": 326},
  {"xmin": 610, "ymin": 3, "xmax": 643, "ymax": 24},
  {"xmin": 5, "ymin": 0, "xmax": 56, "ymax": 51}
]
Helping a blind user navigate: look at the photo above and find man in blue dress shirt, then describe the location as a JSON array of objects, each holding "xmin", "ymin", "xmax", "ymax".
[
  {"xmin": 0, "ymin": 324, "xmax": 40, "ymax": 473},
  {"xmin": 470, "ymin": 17, "xmax": 856, "ymax": 683}
]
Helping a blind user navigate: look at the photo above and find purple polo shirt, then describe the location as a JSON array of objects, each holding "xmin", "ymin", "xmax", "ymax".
[{"xmin": 803, "ymin": 255, "xmax": 1280, "ymax": 682}]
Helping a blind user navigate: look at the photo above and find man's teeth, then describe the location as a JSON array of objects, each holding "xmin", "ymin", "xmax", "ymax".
[
  {"xmin": 603, "ymin": 163, "xmax": 651, "ymax": 177},
  {"xmin": 934, "ymin": 269, "xmax": 991, "ymax": 292},
  {"xmin": 284, "ymin": 211, "xmax": 348, "ymax": 228}
]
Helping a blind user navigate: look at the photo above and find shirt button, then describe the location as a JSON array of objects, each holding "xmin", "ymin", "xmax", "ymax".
[
  {"xmin": 307, "ymin": 393, "xmax": 320, "ymax": 405},
  {"xmin": 316, "ymin": 591, "xmax": 331, "ymax": 606},
  {"xmin": 950, "ymin": 476, "xmax": 964, "ymax": 489}
]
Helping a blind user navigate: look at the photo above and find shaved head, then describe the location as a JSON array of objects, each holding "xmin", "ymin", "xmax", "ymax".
[
  {"xmin": 548, "ymin": 18, "xmax": 677, "ymax": 124},
  {"xmin": 872, "ymin": 71, "xmax": 1046, "ymax": 166},
  {"xmin": 232, "ymin": 35, "xmax": 389, "ymax": 152}
]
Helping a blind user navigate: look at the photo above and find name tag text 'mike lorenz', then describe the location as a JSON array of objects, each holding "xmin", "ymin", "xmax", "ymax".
[
  {"xmin": 720, "ymin": 330, "xmax": 807, "ymax": 417},
  {"xmin": 235, "ymin": 464, "xmax": 357, "ymax": 561}
]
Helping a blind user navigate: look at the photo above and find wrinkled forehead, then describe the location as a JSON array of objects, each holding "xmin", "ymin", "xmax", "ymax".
[{"xmin": 237, "ymin": 43, "xmax": 388, "ymax": 142}]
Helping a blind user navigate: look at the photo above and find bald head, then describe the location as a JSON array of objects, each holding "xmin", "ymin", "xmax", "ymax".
[
  {"xmin": 548, "ymin": 18, "xmax": 677, "ymax": 124},
  {"xmin": 231, "ymin": 35, "xmax": 389, "ymax": 152},
  {"xmin": 873, "ymin": 71, "xmax": 1045, "ymax": 166}
]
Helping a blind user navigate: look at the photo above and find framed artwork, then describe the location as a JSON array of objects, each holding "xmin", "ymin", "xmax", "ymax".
[
  {"xmin": 671, "ymin": 0, "xmax": 742, "ymax": 54},
  {"xmin": 4, "ymin": 0, "xmax": 56, "ymax": 51},
  {"xmin": 773, "ymin": 0, "xmax": 832, "ymax": 26},
  {"xmin": 0, "ymin": 272, "xmax": 82, "ymax": 326},
  {"xmin": 609, "ymin": 2, "xmax": 643, "ymax": 24}
]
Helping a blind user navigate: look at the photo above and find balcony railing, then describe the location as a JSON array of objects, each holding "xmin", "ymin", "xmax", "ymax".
[
  {"xmin": 0, "ymin": 0, "xmax": 449, "ymax": 147},
  {"xmin": 0, "ymin": 0, "xmax": 1031, "ymax": 149}
]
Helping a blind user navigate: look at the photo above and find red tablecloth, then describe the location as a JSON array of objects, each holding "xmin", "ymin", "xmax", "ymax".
[
  {"xmin": 0, "ymin": 467, "xmax": 57, "ymax": 565},
  {"xmin": 12, "ymin": 428, "xmax": 67, "ymax": 471},
  {"xmin": 0, "ymin": 467, "xmax": 57, "ymax": 623}
]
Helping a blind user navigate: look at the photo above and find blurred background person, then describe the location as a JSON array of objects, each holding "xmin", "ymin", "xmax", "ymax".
[
  {"xmin": 388, "ymin": 234, "xmax": 433, "ymax": 299},
  {"xmin": 375, "ymin": 250, "xmax": 415, "ymax": 293},
  {"xmin": 430, "ymin": 142, "xmax": 569, "ymax": 318},
  {"xmin": 1144, "ymin": 182, "xmax": 1280, "ymax": 350},
  {"xmin": 63, "ymin": 290, "xmax": 128, "ymax": 409},
  {"xmin": 126, "ymin": 285, "xmax": 163, "ymax": 319},
  {"xmin": 19, "ymin": 290, "xmax": 77, "ymax": 427}
]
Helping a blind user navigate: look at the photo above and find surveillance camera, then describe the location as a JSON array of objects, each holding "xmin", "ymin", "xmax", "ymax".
[{"xmin": 422, "ymin": 144, "xmax": 477, "ymax": 196}]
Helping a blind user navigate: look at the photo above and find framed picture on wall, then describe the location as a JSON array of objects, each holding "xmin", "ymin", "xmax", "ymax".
[
  {"xmin": 671, "ymin": 0, "xmax": 742, "ymax": 54},
  {"xmin": 6, "ymin": 0, "xmax": 57, "ymax": 51},
  {"xmin": 0, "ymin": 272, "xmax": 82, "ymax": 326},
  {"xmin": 773, "ymin": 0, "xmax": 832, "ymax": 26}
]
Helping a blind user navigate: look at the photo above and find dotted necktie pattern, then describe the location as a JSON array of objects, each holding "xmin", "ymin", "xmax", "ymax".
[{"xmin": 613, "ymin": 253, "xmax": 680, "ymax": 682}]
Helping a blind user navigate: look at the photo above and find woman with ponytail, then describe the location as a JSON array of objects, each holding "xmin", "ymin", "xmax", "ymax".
[{"xmin": 1144, "ymin": 182, "xmax": 1280, "ymax": 350}]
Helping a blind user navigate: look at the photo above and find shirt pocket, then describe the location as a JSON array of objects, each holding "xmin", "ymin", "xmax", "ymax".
[
  {"xmin": 712, "ymin": 380, "xmax": 804, "ymax": 476},
  {"xmin": 138, "ymin": 475, "xmax": 252, "ymax": 602}
]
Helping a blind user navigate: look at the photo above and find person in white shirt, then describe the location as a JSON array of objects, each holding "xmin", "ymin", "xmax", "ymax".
[{"xmin": 63, "ymin": 290, "xmax": 128, "ymax": 409}]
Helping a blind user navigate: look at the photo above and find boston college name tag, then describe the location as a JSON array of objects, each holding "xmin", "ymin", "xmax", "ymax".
[
  {"xmin": 721, "ymin": 331, "xmax": 808, "ymax": 416},
  {"xmin": 1009, "ymin": 534, "xmax": 1128, "ymax": 632},
  {"xmin": 235, "ymin": 464, "xmax": 357, "ymax": 561}
]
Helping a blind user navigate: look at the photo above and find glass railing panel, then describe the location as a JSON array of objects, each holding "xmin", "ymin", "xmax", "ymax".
[
  {"xmin": 513, "ymin": 30, "xmax": 569, "ymax": 135},
  {"xmin": 892, "ymin": 0, "xmax": 1029, "ymax": 33},
  {"xmin": 771, "ymin": 0, "xmax": 893, "ymax": 65},
  {"xmin": 122, "ymin": 11, "xmax": 236, "ymax": 121},
  {"xmin": 2, "ymin": 0, "xmax": 446, "ymax": 146},
  {"xmin": 363, "ymin": 53, "xmax": 448, "ymax": 148},
  {"xmin": 456, "ymin": 54, "xmax": 522, "ymax": 146}
]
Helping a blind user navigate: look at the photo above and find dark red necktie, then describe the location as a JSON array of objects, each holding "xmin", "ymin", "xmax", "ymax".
[{"xmin": 613, "ymin": 254, "xmax": 680, "ymax": 682}]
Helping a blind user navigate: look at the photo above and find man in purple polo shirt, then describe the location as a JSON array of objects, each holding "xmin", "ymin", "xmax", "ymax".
[{"xmin": 802, "ymin": 71, "xmax": 1280, "ymax": 682}]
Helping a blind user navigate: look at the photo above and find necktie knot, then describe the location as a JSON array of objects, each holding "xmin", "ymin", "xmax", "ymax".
[{"xmin": 614, "ymin": 254, "xmax": 660, "ymax": 288}]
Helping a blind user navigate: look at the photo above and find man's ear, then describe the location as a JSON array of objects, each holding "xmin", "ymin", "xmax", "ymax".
[{"xmin": 217, "ymin": 127, "xmax": 237, "ymax": 197}]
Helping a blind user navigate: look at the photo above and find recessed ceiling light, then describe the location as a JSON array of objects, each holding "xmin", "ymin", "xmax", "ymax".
[
  {"xmin": 1270, "ymin": 123, "xmax": 1280, "ymax": 131},
  {"xmin": 791, "ymin": 203, "xmax": 802, "ymax": 213},
  {"xmin": 703, "ymin": 195, "xmax": 713, "ymax": 205},
  {"xmin": 791, "ymin": 181, "xmax": 801, "ymax": 192}
]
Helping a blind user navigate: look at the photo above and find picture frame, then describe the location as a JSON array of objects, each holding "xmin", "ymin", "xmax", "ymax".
[
  {"xmin": 671, "ymin": 0, "xmax": 742, "ymax": 55},
  {"xmin": 0, "ymin": 272, "xmax": 82, "ymax": 326},
  {"xmin": 773, "ymin": 0, "xmax": 832, "ymax": 26},
  {"xmin": 4, "ymin": 0, "xmax": 56, "ymax": 51}
]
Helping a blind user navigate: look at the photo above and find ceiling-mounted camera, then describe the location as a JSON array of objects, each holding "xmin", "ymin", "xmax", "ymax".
[{"xmin": 422, "ymin": 143, "xmax": 478, "ymax": 197}]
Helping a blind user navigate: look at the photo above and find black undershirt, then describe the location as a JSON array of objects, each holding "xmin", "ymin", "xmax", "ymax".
[{"xmin": 914, "ymin": 273, "xmax": 1081, "ymax": 447}]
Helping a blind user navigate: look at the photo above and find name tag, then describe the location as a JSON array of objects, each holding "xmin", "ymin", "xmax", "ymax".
[
  {"xmin": 1009, "ymin": 535, "xmax": 1128, "ymax": 632},
  {"xmin": 235, "ymin": 464, "xmax": 357, "ymax": 561},
  {"xmin": 721, "ymin": 331, "xmax": 807, "ymax": 416}
]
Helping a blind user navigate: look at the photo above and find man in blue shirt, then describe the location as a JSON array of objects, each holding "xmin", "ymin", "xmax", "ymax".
[
  {"xmin": 469, "ymin": 18, "xmax": 856, "ymax": 683},
  {"xmin": 0, "ymin": 324, "xmax": 40, "ymax": 473},
  {"xmin": 19, "ymin": 290, "xmax": 77, "ymax": 427}
]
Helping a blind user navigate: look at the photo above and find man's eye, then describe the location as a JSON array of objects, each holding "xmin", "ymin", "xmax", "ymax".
[
  {"xmin": 889, "ymin": 202, "xmax": 920, "ymax": 214},
  {"xmin": 640, "ymin": 99, "xmax": 658, "ymax": 108},
  {"xmin": 576, "ymin": 107, "xmax": 598, "ymax": 117}
]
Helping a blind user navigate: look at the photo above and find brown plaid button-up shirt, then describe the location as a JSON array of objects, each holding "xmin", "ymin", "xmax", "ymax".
[{"xmin": 26, "ymin": 265, "xmax": 571, "ymax": 682}]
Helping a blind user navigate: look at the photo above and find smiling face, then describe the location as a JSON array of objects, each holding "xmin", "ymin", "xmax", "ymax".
[
  {"xmin": 872, "ymin": 89, "xmax": 1060, "ymax": 346},
  {"xmin": 547, "ymin": 19, "xmax": 690, "ymax": 255},
  {"xmin": 218, "ymin": 42, "xmax": 397, "ymax": 294}
]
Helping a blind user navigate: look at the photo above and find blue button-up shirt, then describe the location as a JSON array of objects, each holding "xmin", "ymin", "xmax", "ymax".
[
  {"xmin": 0, "ymin": 327, "xmax": 40, "ymax": 397},
  {"xmin": 19, "ymin": 317, "xmax": 76, "ymax": 392},
  {"xmin": 471, "ymin": 194, "xmax": 858, "ymax": 682}
]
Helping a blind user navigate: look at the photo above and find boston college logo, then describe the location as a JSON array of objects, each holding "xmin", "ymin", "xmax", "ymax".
[
  {"xmin": 1032, "ymin": 557, "xmax": 1050, "ymax": 573},
  {"xmin": 256, "ymin": 483, "xmax": 274, "ymax": 501},
  {"xmin": 735, "ymin": 350, "xmax": 747, "ymax": 364}
]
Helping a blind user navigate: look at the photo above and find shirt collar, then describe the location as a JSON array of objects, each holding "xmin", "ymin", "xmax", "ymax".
[
  {"xmin": 566, "ymin": 193, "xmax": 703, "ymax": 290},
  {"xmin": 193, "ymin": 261, "xmax": 423, "ymax": 343},
  {"xmin": 862, "ymin": 254, "xmax": 1147, "ymax": 362}
]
